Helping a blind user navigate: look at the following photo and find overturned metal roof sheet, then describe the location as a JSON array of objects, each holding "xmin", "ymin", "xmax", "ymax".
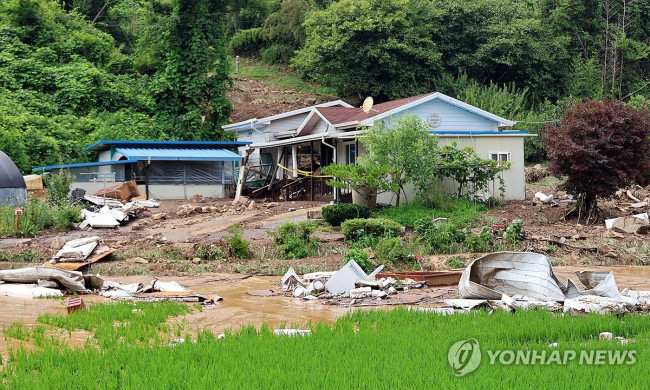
[{"xmin": 458, "ymin": 251, "xmax": 625, "ymax": 301}]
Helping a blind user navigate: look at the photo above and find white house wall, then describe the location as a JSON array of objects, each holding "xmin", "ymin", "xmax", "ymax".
[{"xmin": 358, "ymin": 135, "xmax": 526, "ymax": 203}]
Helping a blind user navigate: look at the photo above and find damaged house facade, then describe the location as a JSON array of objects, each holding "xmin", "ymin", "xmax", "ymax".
[
  {"xmin": 223, "ymin": 92, "xmax": 530, "ymax": 203},
  {"xmin": 32, "ymin": 140, "xmax": 250, "ymax": 199}
]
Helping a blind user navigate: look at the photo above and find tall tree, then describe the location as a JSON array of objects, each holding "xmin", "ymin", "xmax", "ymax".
[
  {"xmin": 293, "ymin": 0, "xmax": 443, "ymax": 101},
  {"xmin": 153, "ymin": 0, "xmax": 232, "ymax": 140}
]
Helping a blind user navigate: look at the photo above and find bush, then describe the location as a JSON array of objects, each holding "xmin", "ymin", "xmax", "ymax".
[
  {"xmin": 268, "ymin": 221, "xmax": 318, "ymax": 259},
  {"xmin": 414, "ymin": 219, "xmax": 467, "ymax": 254},
  {"xmin": 341, "ymin": 218, "xmax": 402, "ymax": 242},
  {"xmin": 545, "ymin": 98, "xmax": 650, "ymax": 217},
  {"xmin": 195, "ymin": 244, "xmax": 225, "ymax": 260},
  {"xmin": 464, "ymin": 227, "xmax": 494, "ymax": 253},
  {"xmin": 44, "ymin": 170, "xmax": 73, "ymax": 205},
  {"xmin": 322, "ymin": 203, "xmax": 371, "ymax": 226},
  {"xmin": 343, "ymin": 248, "xmax": 371, "ymax": 273},
  {"xmin": 224, "ymin": 226, "xmax": 250, "ymax": 259}
]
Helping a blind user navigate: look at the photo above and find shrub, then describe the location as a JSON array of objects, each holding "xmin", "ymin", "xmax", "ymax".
[
  {"xmin": 505, "ymin": 219, "xmax": 525, "ymax": 243},
  {"xmin": 545, "ymin": 98, "xmax": 650, "ymax": 218},
  {"xmin": 341, "ymin": 218, "xmax": 402, "ymax": 242},
  {"xmin": 224, "ymin": 226, "xmax": 250, "ymax": 259},
  {"xmin": 268, "ymin": 221, "xmax": 318, "ymax": 259},
  {"xmin": 195, "ymin": 244, "xmax": 225, "ymax": 260},
  {"xmin": 343, "ymin": 248, "xmax": 371, "ymax": 273},
  {"xmin": 464, "ymin": 227, "xmax": 494, "ymax": 253},
  {"xmin": 414, "ymin": 219, "xmax": 467, "ymax": 254},
  {"xmin": 322, "ymin": 203, "xmax": 371, "ymax": 226},
  {"xmin": 44, "ymin": 170, "xmax": 73, "ymax": 205}
]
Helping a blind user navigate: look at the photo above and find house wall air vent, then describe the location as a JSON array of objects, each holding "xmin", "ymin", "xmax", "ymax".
[{"xmin": 427, "ymin": 113, "xmax": 441, "ymax": 127}]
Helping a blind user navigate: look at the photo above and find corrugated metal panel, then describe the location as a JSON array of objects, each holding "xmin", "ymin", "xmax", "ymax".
[{"xmin": 114, "ymin": 147, "xmax": 242, "ymax": 162}]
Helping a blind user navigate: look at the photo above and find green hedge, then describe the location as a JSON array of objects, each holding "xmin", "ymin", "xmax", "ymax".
[{"xmin": 322, "ymin": 203, "xmax": 371, "ymax": 226}]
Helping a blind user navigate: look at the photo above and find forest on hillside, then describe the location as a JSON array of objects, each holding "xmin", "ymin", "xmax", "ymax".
[{"xmin": 1, "ymin": 0, "xmax": 649, "ymax": 173}]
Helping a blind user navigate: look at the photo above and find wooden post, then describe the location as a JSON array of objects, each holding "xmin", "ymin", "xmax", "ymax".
[
  {"xmin": 233, "ymin": 155, "xmax": 248, "ymax": 204},
  {"xmin": 291, "ymin": 145, "xmax": 298, "ymax": 178}
]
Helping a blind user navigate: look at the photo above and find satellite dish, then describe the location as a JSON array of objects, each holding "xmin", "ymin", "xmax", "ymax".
[{"xmin": 362, "ymin": 97, "xmax": 374, "ymax": 113}]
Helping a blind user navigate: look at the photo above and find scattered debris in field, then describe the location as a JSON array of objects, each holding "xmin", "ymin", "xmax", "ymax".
[
  {"xmin": 100, "ymin": 279, "xmax": 220, "ymax": 304},
  {"xmin": 78, "ymin": 196, "xmax": 158, "ymax": 229},
  {"xmin": 67, "ymin": 297, "xmax": 86, "ymax": 314}
]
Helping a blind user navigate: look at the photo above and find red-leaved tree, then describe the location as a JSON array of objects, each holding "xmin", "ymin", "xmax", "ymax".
[{"xmin": 544, "ymin": 99, "xmax": 650, "ymax": 220}]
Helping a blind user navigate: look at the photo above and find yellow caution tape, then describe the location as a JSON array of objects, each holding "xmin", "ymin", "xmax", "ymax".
[{"xmin": 276, "ymin": 163, "xmax": 333, "ymax": 178}]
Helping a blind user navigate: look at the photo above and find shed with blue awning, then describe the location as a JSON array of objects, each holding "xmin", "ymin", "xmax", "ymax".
[{"xmin": 33, "ymin": 140, "xmax": 251, "ymax": 199}]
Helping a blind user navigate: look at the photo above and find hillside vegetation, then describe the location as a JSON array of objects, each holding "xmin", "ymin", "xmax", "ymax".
[{"xmin": 1, "ymin": 0, "xmax": 649, "ymax": 173}]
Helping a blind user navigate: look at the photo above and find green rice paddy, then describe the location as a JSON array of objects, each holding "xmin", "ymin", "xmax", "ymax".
[{"xmin": 2, "ymin": 303, "xmax": 648, "ymax": 389}]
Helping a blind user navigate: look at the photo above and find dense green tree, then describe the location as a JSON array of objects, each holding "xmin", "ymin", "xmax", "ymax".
[
  {"xmin": 152, "ymin": 0, "xmax": 232, "ymax": 140},
  {"xmin": 293, "ymin": 0, "xmax": 442, "ymax": 101}
]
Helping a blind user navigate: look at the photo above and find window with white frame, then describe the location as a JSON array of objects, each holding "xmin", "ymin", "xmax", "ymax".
[{"xmin": 489, "ymin": 152, "xmax": 510, "ymax": 166}]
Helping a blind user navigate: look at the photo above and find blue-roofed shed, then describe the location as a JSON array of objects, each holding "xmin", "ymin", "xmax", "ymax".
[{"xmin": 33, "ymin": 140, "xmax": 251, "ymax": 199}]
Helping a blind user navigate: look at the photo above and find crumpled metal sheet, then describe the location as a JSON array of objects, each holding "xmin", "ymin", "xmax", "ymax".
[
  {"xmin": 0, "ymin": 266, "xmax": 90, "ymax": 293},
  {"xmin": 458, "ymin": 252, "xmax": 624, "ymax": 302}
]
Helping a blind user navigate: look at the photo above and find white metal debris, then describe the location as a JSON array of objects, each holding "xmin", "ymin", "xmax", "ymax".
[
  {"xmin": 534, "ymin": 192, "xmax": 554, "ymax": 204},
  {"xmin": 0, "ymin": 266, "xmax": 89, "ymax": 293},
  {"xmin": 53, "ymin": 236, "xmax": 100, "ymax": 261},
  {"xmin": 0, "ymin": 283, "xmax": 63, "ymax": 298},
  {"xmin": 324, "ymin": 260, "xmax": 384, "ymax": 294},
  {"xmin": 458, "ymin": 252, "xmax": 566, "ymax": 301},
  {"xmin": 563, "ymin": 295, "xmax": 629, "ymax": 315},
  {"xmin": 458, "ymin": 252, "xmax": 630, "ymax": 303},
  {"xmin": 280, "ymin": 267, "xmax": 305, "ymax": 291}
]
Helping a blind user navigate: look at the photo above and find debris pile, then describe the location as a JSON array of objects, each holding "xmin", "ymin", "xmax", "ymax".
[
  {"xmin": 92, "ymin": 179, "xmax": 140, "ymax": 201},
  {"xmin": 447, "ymin": 251, "xmax": 649, "ymax": 315},
  {"xmin": 48, "ymin": 236, "xmax": 114, "ymax": 271},
  {"xmin": 79, "ymin": 197, "xmax": 159, "ymax": 229},
  {"xmin": 277, "ymin": 261, "xmax": 457, "ymax": 306},
  {"xmin": 100, "ymin": 279, "xmax": 221, "ymax": 304},
  {"xmin": 0, "ymin": 266, "xmax": 103, "ymax": 298}
]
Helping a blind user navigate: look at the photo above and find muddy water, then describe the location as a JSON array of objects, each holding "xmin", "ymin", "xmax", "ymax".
[
  {"xmin": 0, "ymin": 266, "xmax": 648, "ymax": 356},
  {"xmin": 170, "ymin": 275, "xmax": 352, "ymax": 334}
]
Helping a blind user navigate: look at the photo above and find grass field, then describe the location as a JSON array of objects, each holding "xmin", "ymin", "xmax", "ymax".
[{"xmin": 1, "ymin": 302, "xmax": 648, "ymax": 389}]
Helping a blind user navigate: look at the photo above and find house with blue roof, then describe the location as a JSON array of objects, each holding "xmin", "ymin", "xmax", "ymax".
[
  {"xmin": 223, "ymin": 92, "xmax": 532, "ymax": 202},
  {"xmin": 33, "ymin": 140, "xmax": 250, "ymax": 199}
]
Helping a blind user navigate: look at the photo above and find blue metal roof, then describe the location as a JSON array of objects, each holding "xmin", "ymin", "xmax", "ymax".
[
  {"xmin": 429, "ymin": 130, "xmax": 530, "ymax": 135},
  {"xmin": 84, "ymin": 140, "xmax": 252, "ymax": 152},
  {"xmin": 114, "ymin": 147, "xmax": 242, "ymax": 162},
  {"xmin": 32, "ymin": 159, "xmax": 136, "ymax": 172}
]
